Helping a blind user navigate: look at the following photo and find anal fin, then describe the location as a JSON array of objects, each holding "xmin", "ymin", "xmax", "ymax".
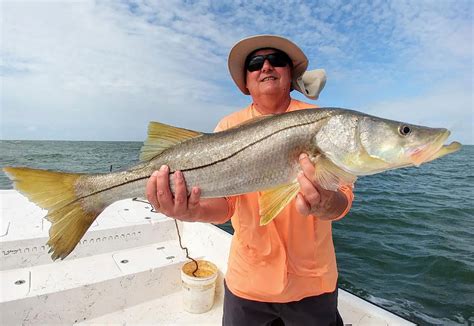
[{"xmin": 259, "ymin": 182, "xmax": 300, "ymax": 226}]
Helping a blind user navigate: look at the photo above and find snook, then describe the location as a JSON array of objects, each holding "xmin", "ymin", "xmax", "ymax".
[{"xmin": 3, "ymin": 108, "xmax": 461, "ymax": 260}]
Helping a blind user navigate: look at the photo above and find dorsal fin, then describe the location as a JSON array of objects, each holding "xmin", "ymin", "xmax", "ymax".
[{"xmin": 139, "ymin": 121, "xmax": 203, "ymax": 161}]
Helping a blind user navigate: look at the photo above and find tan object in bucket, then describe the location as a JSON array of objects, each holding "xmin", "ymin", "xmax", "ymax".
[{"xmin": 181, "ymin": 260, "xmax": 218, "ymax": 314}]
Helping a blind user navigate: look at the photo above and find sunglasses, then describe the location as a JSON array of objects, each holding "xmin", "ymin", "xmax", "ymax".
[{"xmin": 246, "ymin": 52, "xmax": 292, "ymax": 72}]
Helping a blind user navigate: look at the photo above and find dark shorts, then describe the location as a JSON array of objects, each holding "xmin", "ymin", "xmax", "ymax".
[{"xmin": 222, "ymin": 281, "xmax": 343, "ymax": 326}]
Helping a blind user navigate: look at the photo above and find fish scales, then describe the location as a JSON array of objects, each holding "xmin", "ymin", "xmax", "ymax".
[
  {"xmin": 75, "ymin": 109, "xmax": 333, "ymax": 203},
  {"xmin": 157, "ymin": 108, "xmax": 333, "ymax": 171},
  {"xmin": 162, "ymin": 110, "xmax": 331, "ymax": 197},
  {"xmin": 177, "ymin": 123, "xmax": 321, "ymax": 197}
]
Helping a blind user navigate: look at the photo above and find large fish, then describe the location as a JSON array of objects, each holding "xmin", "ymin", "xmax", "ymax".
[{"xmin": 3, "ymin": 108, "xmax": 461, "ymax": 260}]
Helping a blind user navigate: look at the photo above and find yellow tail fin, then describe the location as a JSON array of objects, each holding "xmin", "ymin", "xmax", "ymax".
[{"xmin": 3, "ymin": 167, "xmax": 102, "ymax": 260}]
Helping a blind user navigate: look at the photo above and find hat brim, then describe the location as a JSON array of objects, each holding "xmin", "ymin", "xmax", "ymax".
[{"xmin": 228, "ymin": 35, "xmax": 308, "ymax": 95}]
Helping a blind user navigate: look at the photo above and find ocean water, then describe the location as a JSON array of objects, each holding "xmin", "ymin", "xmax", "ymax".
[{"xmin": 1, "ymin": 140, "xmax": 473, "ymax": 325}]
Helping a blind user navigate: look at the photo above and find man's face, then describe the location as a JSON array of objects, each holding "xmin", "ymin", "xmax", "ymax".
[{"xmin": 245, "ymin": 49, "xmax": 292, "ymax": 98}]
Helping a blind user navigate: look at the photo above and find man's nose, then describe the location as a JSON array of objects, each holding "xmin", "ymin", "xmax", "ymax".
[{"xmin": 261, "ymin": 59, "xmax": 274, "ymax": 71}]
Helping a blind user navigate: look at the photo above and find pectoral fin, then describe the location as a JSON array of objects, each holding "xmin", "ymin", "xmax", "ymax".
[
  {"xmin": 140, "ymin": 122, "xmax": 203, "ymax": 161},
  {"xmin": 313, "ymin": 155, "xmax": 357, "ymax": 191},
  {"xmin": 259, "ymin": 182, "xmax": 300, "ymax": 226}
]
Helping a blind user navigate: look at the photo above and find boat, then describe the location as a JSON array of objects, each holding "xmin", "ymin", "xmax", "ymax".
[{"xmin": 0, "ymin": 189, "xmax": 415, "ymax": 325}]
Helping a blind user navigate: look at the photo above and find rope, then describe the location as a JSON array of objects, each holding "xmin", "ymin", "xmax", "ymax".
[
  {"xmin": 174, "ymin": 219, "xmax": 199, "ymax": 277},
  {"xmin": 132, "ymin": 197, "xmax": 199, "ymax": 277}
]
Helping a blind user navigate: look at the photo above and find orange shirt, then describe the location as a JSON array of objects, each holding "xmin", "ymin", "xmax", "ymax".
[{"xmin": 215, "ymin": 99, "xmax": 354, "ymax": 303}]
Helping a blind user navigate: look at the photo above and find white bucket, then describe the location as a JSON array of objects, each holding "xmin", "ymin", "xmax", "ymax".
[{"xmin": 181, "ymin": 260, "xmax": 218, "ymax": 314}]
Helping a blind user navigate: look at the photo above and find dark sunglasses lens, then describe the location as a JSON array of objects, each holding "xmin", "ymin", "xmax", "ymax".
[
  {"xmin": 247, "ymin": 56, "xmax": 264, "ymax": 72},
  {"xmin": 267, "ymin": 53, "xmax": 289, "ymax": 67}
]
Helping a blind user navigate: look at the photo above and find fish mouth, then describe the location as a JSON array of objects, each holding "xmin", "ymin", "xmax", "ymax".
[
  {"xmin": 408, "ymin": 130, "xmax": 460, "ymax": 166},
  {"xmin": 425, "ymin": 141, "xmax": 462, "ymax": 163}
]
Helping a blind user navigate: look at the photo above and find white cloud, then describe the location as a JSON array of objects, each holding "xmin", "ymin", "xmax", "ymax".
[
  {"xmin": 1, "ymin": 0, "xmax": 472, "ymax": 143},
  {"xmin": 1, "ymin": 0, "xmax": 240, "ymax": 140}
]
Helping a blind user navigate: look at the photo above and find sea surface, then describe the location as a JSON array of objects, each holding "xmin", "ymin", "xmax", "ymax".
[{"xmin": 1, "ymin": 140, "xmax": 473, "ymax": 325}]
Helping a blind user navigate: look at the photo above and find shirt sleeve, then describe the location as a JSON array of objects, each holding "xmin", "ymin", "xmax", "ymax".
[
  {"xmin": 332, "ymin": 185, "xmax": 355, "ymax": 221},
  {"xmin": 221, "ymin": 196, "xmax": 237, "ymax": 222}
]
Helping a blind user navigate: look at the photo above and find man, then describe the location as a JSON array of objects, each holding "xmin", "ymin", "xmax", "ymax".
[{"xmin": 146, "ymin": 35, "xmax": 353, "ymax": 325}]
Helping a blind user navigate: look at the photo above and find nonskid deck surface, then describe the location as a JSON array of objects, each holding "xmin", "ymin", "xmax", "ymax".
[{"xmin": 0, "ymin": 190, "xmax": 414, "ymax": 325}]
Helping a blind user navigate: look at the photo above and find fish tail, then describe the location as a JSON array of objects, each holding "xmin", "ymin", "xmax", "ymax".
[{"xmin": 3, "ymin": 167, "xmax": 105, "ymax": 260}]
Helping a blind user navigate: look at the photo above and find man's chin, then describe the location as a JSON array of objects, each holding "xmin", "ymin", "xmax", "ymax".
[{"xmin": 258, "ymin": 83, "xmax": 283, "ymax": 94}]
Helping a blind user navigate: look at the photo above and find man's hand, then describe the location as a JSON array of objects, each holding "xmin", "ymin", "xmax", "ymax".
[
  {"xmin": 296, "ymin": 153, "xmax": 349, "ymax": 220},
  {"xmin": 146, "ymin": 165, "xmax": 202, "ymax": 222}
]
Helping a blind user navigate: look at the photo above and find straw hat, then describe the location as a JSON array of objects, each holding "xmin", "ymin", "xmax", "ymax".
[{"xmin": 228, "ymin": 35, "xmax": 326, "ymax": 100}]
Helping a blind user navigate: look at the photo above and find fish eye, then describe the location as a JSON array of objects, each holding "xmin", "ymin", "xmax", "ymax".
[{"xmin": 399, "ymin": 125, "xmax": 411, "ymax": 136}]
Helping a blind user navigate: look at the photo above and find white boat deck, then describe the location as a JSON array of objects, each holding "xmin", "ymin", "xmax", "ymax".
[{"xmin": 0, "ymin": 190, "xmax": 414, "ymax": 325}]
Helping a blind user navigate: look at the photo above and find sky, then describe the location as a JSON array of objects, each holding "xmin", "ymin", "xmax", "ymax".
[{"xmin": 1, "ymin": 0, "xmax": 473, "ymax": 144}]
